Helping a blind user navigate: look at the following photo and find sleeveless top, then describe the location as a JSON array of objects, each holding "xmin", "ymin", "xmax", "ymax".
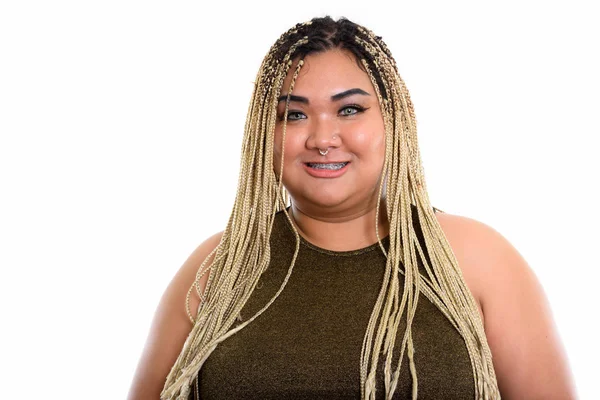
[{"xmin": 192, "ymin": 206, "xmax": 475, "ymax": 399}]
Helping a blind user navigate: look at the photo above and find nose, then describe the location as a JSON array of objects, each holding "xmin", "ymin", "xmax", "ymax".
[{"xmin": 306, "ymin": 116, "xmax": 341, "ymax": 152}]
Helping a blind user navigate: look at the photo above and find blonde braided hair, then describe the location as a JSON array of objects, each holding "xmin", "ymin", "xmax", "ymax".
[{"xmin": 161, "ymin": 16, "xmax": 501, "ymax": 400}]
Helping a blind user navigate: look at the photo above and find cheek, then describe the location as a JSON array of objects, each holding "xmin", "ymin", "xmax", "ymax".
[
  {"xmin": 276, "ymin": 128, "xmax": 306, "ymax": 158},
  {"xmin": 369, "ymin": 119, "xmax": 386, "ymax": 155},
  {"xmin": 351, "ymin": 125, "xmax": 386, "ymax": 159},
  {"xmin": 272, "ymin": 126, "xmax": 304, "ymax": 174}
]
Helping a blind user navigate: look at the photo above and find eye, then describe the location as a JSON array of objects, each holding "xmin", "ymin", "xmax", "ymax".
[
  {"xmin": 278, "ymin": 111, "xmax": 306, "ymax": 121},
  {"xmin": 339, "ymin": 104, "xmax": 366, "ymax": 116},
  {"xmin": 288, "ymin": 111, "xmax": 306, "ymax": 120}
]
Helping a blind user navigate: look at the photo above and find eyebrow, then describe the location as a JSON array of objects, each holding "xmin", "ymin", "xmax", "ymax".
[{"xmin": 277, "ymin": 88, "xmax": 370, "ymax": 104}]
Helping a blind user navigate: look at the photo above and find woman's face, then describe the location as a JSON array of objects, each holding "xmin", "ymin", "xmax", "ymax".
[{"xmin": 273, "ymin": 49, "xmax": 386, "ymax": 212}]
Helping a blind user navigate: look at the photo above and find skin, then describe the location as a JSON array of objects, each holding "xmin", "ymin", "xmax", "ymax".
[
  {"xmin": 127, "ymin": 48, "xmax": 576, "ymax": 400},
  {"xmin": 273, "ymin": 48, "xmax": 390, "ymax": 252},
  {"xmin": 436, "ymin": 212, "xmax": 577, "ymax": 399}
]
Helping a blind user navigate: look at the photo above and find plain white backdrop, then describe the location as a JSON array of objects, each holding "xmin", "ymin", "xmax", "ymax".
[{"xmin": 1, "ymin": 1, "xmax": 597, "ymax": 398}]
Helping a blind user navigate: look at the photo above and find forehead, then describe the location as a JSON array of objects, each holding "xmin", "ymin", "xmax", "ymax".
[{"xmin": 280, "ymin": 49, "xmax": 374, "ymax": 97}]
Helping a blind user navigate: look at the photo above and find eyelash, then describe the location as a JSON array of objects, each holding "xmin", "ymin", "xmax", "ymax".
[{"xmin": 278, "ymin": 104, "xmax": 368, "ymax": 121}]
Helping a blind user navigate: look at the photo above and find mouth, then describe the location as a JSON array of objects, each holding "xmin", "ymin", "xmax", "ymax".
[
  {"xmin": 302, "ymin": 161, "xmax": 351, "ymax": 178},
  {"xmin": 304, "ymin": 162, "xmax": 349, "ymax": 170}
]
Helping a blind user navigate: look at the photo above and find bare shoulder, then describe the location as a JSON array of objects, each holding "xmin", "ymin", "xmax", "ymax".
[
  {"xmin": 432, "ymin": 211, "xmax": 491, "ymax": 317},
  {"xmin": 178, "ymin": 231, "xmax": 225, "ymax": 315},
  {"xmin": 433, "ymin": 210, "xmax": 576, "ymax": 399},
  {"xmin": 433, "ymin": 210, "xmax": 531, "ymax": 309},
  {"xmin": 127, "ymin": 231, "xmax": 224, "ymax": 400}
]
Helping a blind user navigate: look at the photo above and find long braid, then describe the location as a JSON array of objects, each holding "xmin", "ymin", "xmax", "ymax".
[
  {"xmin": 161, "ymin": 16, "xmax": 500, "ymax": 400},
  {"xmin": 354, "ymin": 24, "xmax": 501, "ymax": 399},
  {"xmin": 160, "ymin": 31, "xmax": 309, "ymax": 399}
]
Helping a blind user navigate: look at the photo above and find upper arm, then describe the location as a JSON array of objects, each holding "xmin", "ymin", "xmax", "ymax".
[
  {"xmin": 127, "ymin": 231, "xmax": 224, "ymax": 400},
  {"xmin": 465, "ymin": 219, "xmax": 576, "ymax": 399}
]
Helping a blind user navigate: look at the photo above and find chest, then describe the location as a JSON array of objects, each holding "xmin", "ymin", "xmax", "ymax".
[{"xmin": 197, "ymin": 249, "xmax": 475, "ymax": 399}]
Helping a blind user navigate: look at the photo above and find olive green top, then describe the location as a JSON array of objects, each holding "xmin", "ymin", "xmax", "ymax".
[{"xmin": 194, "ymin": 206, "xmax": 475, "ymax": 399}]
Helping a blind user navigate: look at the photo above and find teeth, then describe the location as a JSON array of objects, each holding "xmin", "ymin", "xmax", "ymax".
[{"xmin": 307, "ymin": 162, "xmax": 348, "ymax": 170}]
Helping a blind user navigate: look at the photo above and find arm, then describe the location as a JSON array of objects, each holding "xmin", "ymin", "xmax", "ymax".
[
  {"xmin": 466, "ymin": 218, "xmax": 576, "ymax": 399},
  {"xmin": 127, "ymin": 231, "xmax": 223, "ymax": 400}
]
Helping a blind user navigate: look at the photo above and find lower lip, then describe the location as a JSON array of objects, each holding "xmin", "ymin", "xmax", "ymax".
[{"xmin": 302, "ymin": 162, "xmax": 350, "ymax": 178}]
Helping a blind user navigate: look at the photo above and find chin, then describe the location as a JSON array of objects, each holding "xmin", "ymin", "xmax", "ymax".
[{"xmin": 301, "ymin": 189, "xmax": 350, "ymax": 209}]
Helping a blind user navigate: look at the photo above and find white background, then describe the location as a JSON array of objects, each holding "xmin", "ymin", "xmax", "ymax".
[{"xmin": 1, "ymin": 1, "xmax": 597, "ymax": 398}]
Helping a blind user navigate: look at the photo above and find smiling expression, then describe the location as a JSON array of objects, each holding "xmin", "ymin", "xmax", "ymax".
[{"xmin": 273, "ymin": 49, "xmax": 386, "ymax": 211}]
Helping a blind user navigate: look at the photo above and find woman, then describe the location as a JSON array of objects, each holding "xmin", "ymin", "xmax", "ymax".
[{"xmin": 127, "ymin": 16, "xmax": 575, "ymax": 399}]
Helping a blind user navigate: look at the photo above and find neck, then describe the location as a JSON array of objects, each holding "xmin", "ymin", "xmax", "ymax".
[{"xmin": 288, "ymin": 198, "xmax": 389, "ymax": 251}]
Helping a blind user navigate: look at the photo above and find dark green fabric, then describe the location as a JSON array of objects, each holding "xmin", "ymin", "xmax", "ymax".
[{"xmin": 195, "ymin": 206, "xmax": 475, "ymax": 399}]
